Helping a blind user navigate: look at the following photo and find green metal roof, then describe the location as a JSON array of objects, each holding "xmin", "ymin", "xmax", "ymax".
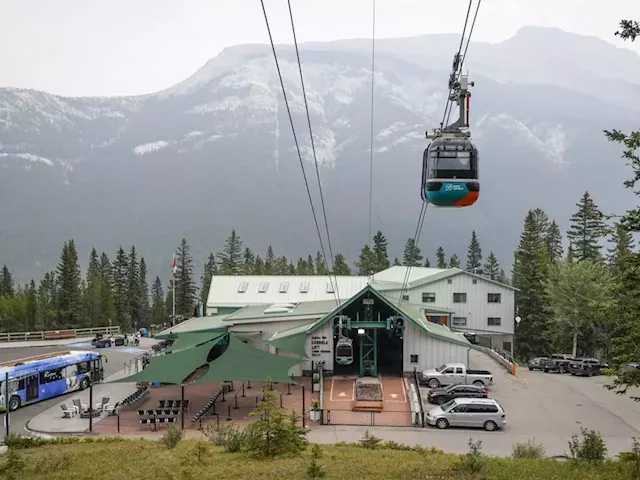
[
  {"xmin": 264, "ymin": 322, "xmax": 315, "ymax": 358},
  {"xmin": 167, "ymin": 331, "xmax": 225, "ymax": 353},
  {"xmin": 224, "ymin": 299, "xmax": 338, "ymax": 322},
  {"xmin": 155, "ymin": 315, "xmax": 230, "ymax": 338}
]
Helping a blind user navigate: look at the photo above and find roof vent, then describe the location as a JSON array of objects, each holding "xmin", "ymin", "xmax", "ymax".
[
  {"xmin": 264, "ymin": 304, "xmax": 294, "ymax": 315},
  {"xmin": 300, "ymin": 281, "xmax": 310, "ymax": 293},
  {"xmin": 258, "ymin": 281, "xmax": 269, "ymax": 293},
  {"xmin": 237, "ymin": 281, "xmax": 248, "ymax": 293},
  {"xmin": 279, "ymin": 281, "xmax": 289, "ymax": 293}
]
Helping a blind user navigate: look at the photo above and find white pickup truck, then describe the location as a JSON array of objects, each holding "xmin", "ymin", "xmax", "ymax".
[{"xmin": 420, "ymin": 363, "xmax": 493, "ymax": 388}]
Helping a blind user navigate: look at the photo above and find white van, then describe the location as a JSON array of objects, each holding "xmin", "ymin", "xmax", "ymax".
[{"xmin": 426, "ymin": 398, "xmax": 506, "ymax": 431}]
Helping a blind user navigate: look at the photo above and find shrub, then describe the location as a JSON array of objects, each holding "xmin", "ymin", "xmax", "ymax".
[
  {"xmin": 619, "ymin": 437, "xmax": 640, "ymax": 480},
  {"xmin": 512, "ymin": 438, "xmax": 546, "ymax": 459},
  {"xmin": 0, "ymin": 448, "xmax": 25, "ymax": 480},
  {"xmin": 307, "ymin": 444, "xmax": 325, "ymax": 479},
  {"xmin": 382, "ymin": 440, "xmax": 412, "ymax": 451},
  {"xmin": 204, "ymin": 423, "xmax": 246, "ymax": 453},
  {"xmin": 455, "ymin": 438, "xmax": 485, "ymax": 474},
  {"xmin": 160, "ymin": 426, "xmax": 184, "ymax": 450},
  {"xmin": 568, "ymin": 428, "xmax": 607, "ymax": 464},
  {"xmin": 2, "ymin": 433, "xmax": 125, "ymax": 449},
  {"xmin": 359, "ymin": 430, "xmax": 382, "ymax": 449}
]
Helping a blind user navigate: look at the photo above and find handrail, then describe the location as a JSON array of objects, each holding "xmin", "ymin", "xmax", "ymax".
[{"xmin": 0, "ymin": 326, "xmax": 121, "ymax": 342}]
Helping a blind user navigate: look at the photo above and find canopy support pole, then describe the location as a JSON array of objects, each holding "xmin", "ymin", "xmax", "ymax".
[{"xmin": 181, "ymin": 384, "xmax": 185, "ymax": 430}]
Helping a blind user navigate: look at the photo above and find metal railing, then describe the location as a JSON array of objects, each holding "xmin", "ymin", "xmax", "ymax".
[
  {"xmin": 412, "ymin": 369, "xmax": 425, "ymax": 427},
  {"xmin": 0, "ymin": 326, "xmax": 121, "ymax": 342}
]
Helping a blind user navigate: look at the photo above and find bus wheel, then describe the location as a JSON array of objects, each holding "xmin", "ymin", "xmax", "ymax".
[
  {"xmin": 80, "ymin": 377, "xmax": 90, "ymax": 390},
  {"xmin": 8, "ymin": 395, "xmax": 21, "ymax": 412}
]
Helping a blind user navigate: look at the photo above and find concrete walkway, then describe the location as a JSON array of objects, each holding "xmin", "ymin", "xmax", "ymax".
[{"xmin": 27, "ymin": 368, "xmax": 138, "ymax": 434}]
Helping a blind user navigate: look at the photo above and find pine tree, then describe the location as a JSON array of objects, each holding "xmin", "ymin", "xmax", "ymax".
[
  {"xmin": 217, "ymin": 230, "xmax": 244, "ymax": 275},
  {"xmin": 26, "ymin": 280, "xmax": 37, "ymax": 331},
  {"xmin": 355, "ymin": 245, "xmax": 376, "ymax": 275},
  {"xmin": 242, "ymin": 248, "xmax": 255, "ymax": 274},
  {"xmin": 314, "ymin": 251, "xmax": 329, "ymax": 275},
  {"xmin": 265, "ymin": 246, "xmax": 276, "ymax": 274},
  {"xmin": 448, "ymin": 254, "xmax": 460, "ymax": 268},
  {"xmin": 546, "ymin": 220, "xmax": 564, "ymax": 263},
  {"xmin": 424, "ymin": 257, "xmax": 431, "ymax": 267},
  {"xmin": 149, "ymin": 276, "xmax": 167, "ymax": 326},
  {"xmin": 139, "ymin": 257, "xmax": 150, "ymax": 326},
  {"xmin": 512, "ymin": 210, "xmax": 553, "ymax": 359},
  {"xmin": 403, "ymin": 238, "xmax": 423, "ymax": 266},
  {"xmin": 567, "ymin": 243, "xmax": 575, "ymax": 263},
  {"xmin": 607, "ymin": 221, "xmax": 634, "ymax": 270},
  {"xmin": 36, "ymin": 271, "xmax": 57, "ymax": 330},
  {"xmin": 99, "ymin": 253, "xmax": 116, "ymax": 327},
  {"xmin": 566, "ymin": 191, "xmax": 606, "ymax": 262},
  {"xmin": 372, "ymin": 231, "xmax": 390, "ymax": 272},
  {"xmin": 436, "ymin": 247, "xmax": 447, "ymax": 269},
  {"xmin": 127, "ymin": 246, "xmax": 142, "ymax": 330},
  {"xmin": 175, "ymin": 239, "xmax": 197, "ymax": 317},
  {"xmin": 287, "ymin": 262, "xmax": 296, "ymax": 275},
  {"xmin": 393, "ymin": 257, "xmax": 401, "ymax": 266},
  {"xmin": 56, "ymin": 240, "xmax": 82, "ymax": 328},
  {"xmin": 483, "ymin": 252, "xmax": 500, "ymax": 280},
  {"xmin": 307, "ymin": 255, "xmax": 315, "ymax": 274},
  {"xmin": 84, "ymin": 248, "xmax": 102, "ymax": 327},
  {"xmin": 465, "ymin": 231, "xmax": 483, "ymax": 272},
  {"xmin": 274, "ymin": 256, "xmax": 289, "ymax": 275},
  {"xmin": 497, "ymin": 268, "xmax": 508, "ymax": 284},
  {"xmin": 112, "ymin": 247, "xmax": 130, "ymax": 329},
  {"xmin": 253, "ymin": 255, "xmax": 265, "ymax": 275},
  {"xmin": 201, "ymin": 254, "xmax": 218, "ymax": 305},
  {"xmin": 332, "ymin": 254, "xmax": 351, "ymax": 275},
  {"xmin": 0, "ymin": 265, "xmax": 14, "ymax": 297}
]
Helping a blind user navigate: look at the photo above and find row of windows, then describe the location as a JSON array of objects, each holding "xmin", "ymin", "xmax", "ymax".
[
  {"xmin": 421, "ymin": 292, "xmax": 502, "ymax": 304},
  {"xmin": 237, "ymin": 281, "xmax": 334, "ymax": 294},
  {"xmin": 452, "ymin": 317, "xmax": 502, "ymax": 327},
  {"xmin": 0, "ymin": 362, "xmax": 92, "ymax": 391}
]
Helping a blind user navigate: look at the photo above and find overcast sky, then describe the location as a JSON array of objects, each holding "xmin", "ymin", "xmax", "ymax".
[{"xmin": 2, "ymin": 0, "xmax": 639, "ymax": 97}]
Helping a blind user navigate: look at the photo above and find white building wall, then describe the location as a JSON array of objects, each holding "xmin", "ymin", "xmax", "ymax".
[
  {"xmin": 403, "ymin": 322, "xmax": 469, "ymax": 372},
  {"xmin": 393, "ymin": 274, "xmax": 516, "ymax": 336}
]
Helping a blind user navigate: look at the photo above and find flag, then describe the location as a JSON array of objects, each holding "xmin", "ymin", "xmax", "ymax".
[{"xmin": 172, "ymin": 253, "xmax": 177, "ymax": 278}]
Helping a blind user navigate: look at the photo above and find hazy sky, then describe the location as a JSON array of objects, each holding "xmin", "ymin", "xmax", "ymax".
[{"xmin": 2, "ymin": 0, "xmax": 639, "ymax": 97}]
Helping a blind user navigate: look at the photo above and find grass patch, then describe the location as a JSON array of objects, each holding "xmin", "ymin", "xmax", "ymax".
[{"xmin": 0, "ymin": 439, "xmax": 634, "ymax": 479}]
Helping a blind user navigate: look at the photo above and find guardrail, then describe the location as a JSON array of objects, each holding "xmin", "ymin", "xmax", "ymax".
[
  {"xmin": 411, "ymin": 368, "xmax": 425, "ymax": 427},
  {"xmin": 471, "ymin": 344, "xmax": 518, "ymax": 375},
  {"xmin": 0, "ymin": 326, "xmax": 121, "ymax": 342}
]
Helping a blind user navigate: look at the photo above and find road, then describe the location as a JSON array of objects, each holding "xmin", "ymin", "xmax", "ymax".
[
  {"xmin": 308, "ymin": 351, "xmax": 640, "ymax": 457},
  {"xmin": 0, "ymin": 344, "xmax": 144, "ymax": 441}
]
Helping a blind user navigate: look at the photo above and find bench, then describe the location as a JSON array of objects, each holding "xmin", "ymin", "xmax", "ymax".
[{"xmin": 43, "ymin": 330, "xmax": 76, "ymax": 340}]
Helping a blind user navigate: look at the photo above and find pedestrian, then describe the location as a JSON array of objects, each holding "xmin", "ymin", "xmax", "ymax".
[{"xmin": 110, "ymin": 335, "xmax": 115, "ymax": 348}]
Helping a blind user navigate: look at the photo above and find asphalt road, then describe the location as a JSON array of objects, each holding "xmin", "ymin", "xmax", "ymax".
[{"xmin": 0, "ymin": 345, "xmax": 144, "ymax": 441}]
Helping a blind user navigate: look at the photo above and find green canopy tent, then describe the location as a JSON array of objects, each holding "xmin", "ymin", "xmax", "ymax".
[
  {"xmin": 193, "ymin": 334, "xmax": 303, "ymax": 385},
  {"xmin": 166, "ymin": 331, "xmax": 226, "ymax": 353},
  {"xmin": 264, "ymin": 323, "xmax": 310, "ymax": 359}
]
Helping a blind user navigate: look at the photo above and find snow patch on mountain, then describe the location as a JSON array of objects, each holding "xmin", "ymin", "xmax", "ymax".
[
  {"xmin": 0, "ymin": 152, "xmax": 53, "ymax": 165},
  {"xmin": 133, "ymin": 141, "xmax": 170, "ymax": 156}
]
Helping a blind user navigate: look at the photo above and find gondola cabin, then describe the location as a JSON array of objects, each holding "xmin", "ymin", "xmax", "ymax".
[{"xmin": 422, "ymin": 136, "xmax": 479, "ymax": 207}]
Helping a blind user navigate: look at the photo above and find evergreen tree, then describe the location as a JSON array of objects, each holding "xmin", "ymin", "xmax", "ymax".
[
  {"xmin": 287, "ymin": 262, "xmax": 296, "ymax": 275},
  {"xmin": 127, "ymin": 246, "xmax": 142, "ymax": 330},
  {"xmin": 372, "ymin": 231, "xmax": 390, "ymax": 272},
  {"xmin": 607, "ymin": 222, "xmax": 634, "ymax": 270},
  {"xmin": 402, "ymin": 238, "xmax": 423, "ymax": 266},
  {"xmin": 465, "ymin": 230, "xmax": 483, "ymax": 272},
  {"xmin": 265, "ymin": 246, "xmax": 276, "ymax": 274},
  {"xmin": 546, "ymin": 220, "xmax": 564, "ymax": 263},
  {"xmin": 512, "ymin": 210, "xmax": 553, "ymax": 359},
  {"xmin": 98, "ymin": 253, "xmax": 116, "ymax": 327},
  {"xmin": 296, "ymin": 257, "xmax": 309, "ymax": 275},
  {"xmin": 253, "ymin": 255, "xmax": 265, "ymax": 275},
  {"xmin": 150, "ymin": 276, "xmax": 167, "ymax": 326},
  {"xmin": 566, "ymin": 191, "xmax": 606, "ymax": 262},
  {"xmin": 424, "ymin": 257, "xmax": 431, "ymax": 267},
  {"xmin": 355, "ymin": 245, "xmax": 376, "ymax": 275},
  {"xmin": 497, "ymin": 268, "xmax": 508, "ymax": 284},
  {"xmin": 0, "ymin": 265, "xmax": 14, "ymax": 297},
  {"xmin": 307, "ymin": 255, "xmax": 315, "ymax": 274},
  {"xmin": 242, "ymin": 248, "xmax": 255, "ymax": 275},
  {"xmin": 201, "ymin": 254, "xmax": 218, "ymax": 305},
  {"xmin": 483, "ymin": 252, "xmax": 500, "ymax": 280},
  {"xmin": 175, "ymin": 239, "xmax": 197, "ymax": 317},
  {"xmin": 26, "ymin": 280, "xmax": 37, "ymax": 331},
  {"xmin": 567, "ymin": 243, "xmax": 575, "ymax": 263},
  {"xmin": 84, "ymin": 248, "xmax": 102, "ymax": 327},
  {"xmin": 393, "ymin": 257, "xmax": 401, "ymax": 266},
  {"xmin": 314, "ymin": 251, "xmax": 329, "ymax": 275},
  {"xmin": 274, "ymin": 256, "xmax": 289, "ymax": 275},
  {"xmin": 436, "ymin": 247, "xmax": 447, "ymax": 269},
  {"xmin": 217, "ymin": 230, "xmax": 243, "ymax": 274},
  {"xmin": 448, "ymin": 254, "xmax": 460, "ymax": 268},
  {"xmin": 56, "ymin": 240, "xmax": 82, "ymax": 328},
  {"xmin": 332, "ymin": 254, "xmax": 351, "ymax": 275},
  {"xmin": 36, "ymin": 271, "xmax": 57, "ymax": 330},
  {"xmin": 112, "ymin": 247, "xmax": 130, "ymax": 329},
  {"xmin": 139, "ymin": 257, "xmax": 150, "ymax": 326}
]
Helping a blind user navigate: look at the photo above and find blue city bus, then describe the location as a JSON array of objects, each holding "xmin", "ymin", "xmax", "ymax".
[{"xmin": 0, "ymin": 350, "xmax": 105, "ymax": 412}]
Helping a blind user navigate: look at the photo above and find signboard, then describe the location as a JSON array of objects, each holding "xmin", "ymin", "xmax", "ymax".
[{"xmin": 311, "ymin": 335, "xmax": 330, "ymax": 358}]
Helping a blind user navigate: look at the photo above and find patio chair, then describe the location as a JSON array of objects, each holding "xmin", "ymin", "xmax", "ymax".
[
  {"xmin": 61, "ymin": 404, "xmax": 75, "ymax": 418},
  {"xmin": 104, "ymin": 402, "xmax": 120, "ymax": 416},
  {"xmin": 95, "ymin": 397, "xmax": 111, "ymax": 412},
  {"xmin": 72, "ymin": 399, "xmax": 87, "ymax": 415}
]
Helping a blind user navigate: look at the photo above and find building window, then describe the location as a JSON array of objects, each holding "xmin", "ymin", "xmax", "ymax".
[
  {"xmin": 453, "ymin": 293, "xmax": 467, "ymax": 303},
  {"xmin": 452, "ymin": 317, "xmax": 467, "ymax": 326},
  {"xmin": 402, "ymin": 294, "xmax": 409, "ymax": 301},
  {"xmin": 300, "ymin": 281, "xmax": 309, "ymax": 293},
  {"xmin": 237, "ymin": 281, "xmax": 248, "ymax": 293},
  {"xmin": 279, "ymin": 281, "xmax": 289, "ymax": 293},
  {"xmin": 472, "ymin": 279, "xmax": 477, "ymax": 284},
  {"xmin": 410, "ymin": 354, "xmax": 418, "ymax": 364},
  {"xmin": 488, "ymin": 293, "xmax": 501, "ymax": 303},
  {"xmin": 488, "ymin": 317, "xmax": 502, "ymax": 326},
  {"xmin": 422, "ymin": 292, "xmax": 436, "ymax": 303},
  {"xmin": 447, "ymin": 279, "xmax": 452, "ymax": 284},
  {"xmin": 258, "ymin": 281, "xmax": 269, "ymax": 293},
  {"xmin": 503, "ymin": 341, "xmax": 512, "ymax": 352}
]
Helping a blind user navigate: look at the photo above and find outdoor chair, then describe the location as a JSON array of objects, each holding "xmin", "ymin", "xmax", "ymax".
[
  {"xmin": 72, "ymin": 399, "xmax": 87, "ymax": 415},
  {"xmin": 104, "ymin": 402, "xmax": 120, "ymax": 416},
  {"xmin": 61, "ymin": 404, "xmax": 75, "ymax": 418},
  {"xmin": 95, "ymin": 397, "xmax": 110, "ymax": 412}
]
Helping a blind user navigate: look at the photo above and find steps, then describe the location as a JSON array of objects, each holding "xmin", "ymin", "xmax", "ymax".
[{"xmin": 352, "ymin": 400, "xmax": 383, "ymax": 412}]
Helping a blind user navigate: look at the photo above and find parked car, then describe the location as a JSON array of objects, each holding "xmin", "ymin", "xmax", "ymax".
[
  {"xmin": 91, "ymin": 334, "xmax": 125, "ymax": 348},
  {"xmin": 623, "ymin": 362, "xmax": 640, "ymax": 372},
  {"xmin": 527, "ymin": 357, "xmax": 547, "ymax": 371},
  {"xmin": 427, "ymin": 384, "xmax": 488, "ymax": 405},
  {"xmin": 425, "ymin": 398, "xmax": 506, "ymax": 431},
  {"xmin": 568, "ymin": 358, "xmax": 608, "ymax": 377},
  {"xmin": 420, "ymin": 363, "xmax": 493, "ymax": 388},
  {"xmin": 542, "ymin": 354, "xmax": 575, "ymax": 373}
]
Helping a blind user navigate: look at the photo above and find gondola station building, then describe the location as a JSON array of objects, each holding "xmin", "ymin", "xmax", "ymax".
[{"xmin": 158, "ymin": 266, "xmax": 517, "ymax": 377}]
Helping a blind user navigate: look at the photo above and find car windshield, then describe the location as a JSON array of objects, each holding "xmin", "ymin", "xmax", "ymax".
[
  {"xmin": 435, "ymin": 364, "xmax": 447, "ymax": 372},
  {"xmin": 443, "ymin": 385, "xmax": 457, "ymax": 392},
  {"xmin": 441, "ymin": 400, "xmax": 456, "ymax": 412}
]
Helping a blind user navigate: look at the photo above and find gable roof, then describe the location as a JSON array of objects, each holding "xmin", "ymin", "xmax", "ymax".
[{"xmin": 374, "ymin": 266, "xmax": 518, "ymax": 292}]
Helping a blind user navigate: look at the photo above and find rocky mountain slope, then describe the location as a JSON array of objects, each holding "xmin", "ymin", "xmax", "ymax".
[{"xmin": 1, "ymin": 26, "xmax": 638, "ymax": 283}]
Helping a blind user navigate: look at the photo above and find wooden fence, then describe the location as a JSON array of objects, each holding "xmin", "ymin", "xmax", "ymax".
[{"xmin": 0, "ymin": 326, "xmax": 121, "ymax": 342}]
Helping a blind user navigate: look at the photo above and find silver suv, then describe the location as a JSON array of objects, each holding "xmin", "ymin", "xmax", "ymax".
[{"xmin": 426, "ymin": 398, "xmax": 506, "ymax": 431}]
